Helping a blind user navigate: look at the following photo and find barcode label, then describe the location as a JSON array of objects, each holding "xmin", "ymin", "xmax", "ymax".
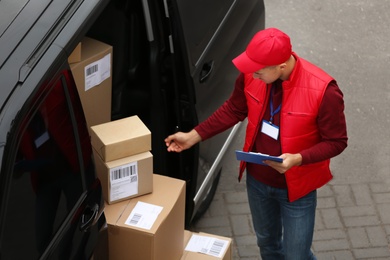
[
  {"xmin": 84, "ymin": 53, "xmax": 111, "ymax": 91},
  {"xmin": 209, "ymin": 239, "xmax": 224, "ymax": 256},
  {"xmin": 86, "ymin": 64, "xmax": 98, "ymax": 76},
  {"xmin": 185, "ymin": 235, "xmax": 229, "ymax": 258},
  {"xmin": 109, "ymin": 161, "xmax": 138, "ymax": 201},
  {"xmin": 125, "ymin": 202, "xmax": 163, "ymax": 230},
  {"xmin": 111, "ymin": 163, "xmax": 137, "ymax": 181},
  {"xmin": 129, "ymin": 213, "xmax": 142, "ymax": 225}
]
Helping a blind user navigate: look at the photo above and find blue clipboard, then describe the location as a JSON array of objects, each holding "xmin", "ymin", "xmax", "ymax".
[{"xmin": 235, "ymin": 150, "xmax": 283, "ymax": 165}]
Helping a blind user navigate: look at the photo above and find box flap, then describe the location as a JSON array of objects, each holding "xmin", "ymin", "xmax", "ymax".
[{"xmin": 104, "ymin": 200, "xmax": 131, "ymax": 226}]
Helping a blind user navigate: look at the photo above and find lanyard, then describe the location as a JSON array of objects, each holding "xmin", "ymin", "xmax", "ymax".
[{"xmin": 269, "ymin": 86, "xmax": 281, "ymax": 124}]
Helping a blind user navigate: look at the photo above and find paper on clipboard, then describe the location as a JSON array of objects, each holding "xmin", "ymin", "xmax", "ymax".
[{"xmin": 235, "ymin": 150, "xmax": 283, "ymax": 165}]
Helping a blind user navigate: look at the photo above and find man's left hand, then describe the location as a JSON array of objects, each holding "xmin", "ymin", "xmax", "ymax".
[{"xmin": 264, "ymin": 153, "xmax": 302, "ymax": 174}]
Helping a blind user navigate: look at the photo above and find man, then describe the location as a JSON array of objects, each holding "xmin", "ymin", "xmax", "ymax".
[{"xmin": 165, "ymin": 27, "xmax": 348, "ymax": 260}]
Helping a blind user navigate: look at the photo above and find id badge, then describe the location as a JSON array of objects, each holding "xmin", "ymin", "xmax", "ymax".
[{"xmin": 261, "ymin": 120, "xmax": 279, "ymax": 140}]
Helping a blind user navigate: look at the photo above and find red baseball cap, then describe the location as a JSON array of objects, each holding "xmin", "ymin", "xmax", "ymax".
[{"xmin": 232, "ymin": 28, "xmax": 292, "ymax": 73}]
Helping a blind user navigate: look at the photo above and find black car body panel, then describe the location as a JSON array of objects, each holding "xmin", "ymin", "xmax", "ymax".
[
  {"xmin": 0, "ymin": 0, "xmax": 264, "ymax": 258},
  {"xmin": 0, "ymin": 1, "xmax": 109, "ymax": 259}
]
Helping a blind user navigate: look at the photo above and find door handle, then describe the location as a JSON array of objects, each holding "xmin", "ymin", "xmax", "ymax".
[
  {"xmin": 199, "ymin": 60, "xmax": 214, "ymax": 83},
  {"xmin": 80, "ymin": 203, "xmax": 99, "ymax": 232}
]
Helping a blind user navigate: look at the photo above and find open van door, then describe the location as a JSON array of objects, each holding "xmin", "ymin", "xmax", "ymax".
[{"xmin": 166, "ymin": 0, "xmax": 265, "ymax": 222}]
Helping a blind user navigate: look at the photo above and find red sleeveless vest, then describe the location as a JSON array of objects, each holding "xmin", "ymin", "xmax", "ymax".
[{"xmin": 239, "ymin": 53, "xmax": 334, "ymax": 201}]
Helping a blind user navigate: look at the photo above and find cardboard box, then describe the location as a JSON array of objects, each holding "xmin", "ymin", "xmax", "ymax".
[
  {"xmin": 94, "ymin": 150, "xmax": 153, "ymax": 204},
  {"xmin": 68, "ymin": 42, "xmax": 82, "ymax": 64},
  {"xmin": 90, "ymin": 115, "xmax": 151, "ymax": 162},
  {"xmin": 70, "ymin": 37, "xmax": 112, "ymax": 129},
  {"xmin": 105, "ymin": 174, "xmax": 185, "ymax": 260},
  {"xmin": 181, "ymin": 230, "xmax": 232, "ymax": 260}
]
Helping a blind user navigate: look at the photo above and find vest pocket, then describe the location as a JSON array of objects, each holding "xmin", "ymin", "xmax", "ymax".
[
  {"xmin": 283, "ymin": 111, "xmax": 317, "ymax": 137},
  {"xmin": 286, "ymin": 112, "xmax": 314, "ymax": 117},
  {"xmin": 245, "ymin": 91, "xmax": 259, "ymax": 103}
]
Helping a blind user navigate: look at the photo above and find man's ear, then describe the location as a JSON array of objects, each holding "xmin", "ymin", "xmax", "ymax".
[{"xmin": 279, "ymin": 63, "xmax": 287, "ymax": 70}]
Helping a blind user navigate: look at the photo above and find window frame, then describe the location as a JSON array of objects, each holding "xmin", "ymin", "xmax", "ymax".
[{"xmin": 0, "ymin": 69, "xmax": 91, "ymax": 259}]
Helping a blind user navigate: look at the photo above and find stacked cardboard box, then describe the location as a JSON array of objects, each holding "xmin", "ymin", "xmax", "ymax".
[
  {"xmin": 69, "ymin": 37, "xmax": 112, "ymax": 130},
  {"xmin": 69, "ymin": 38, "xmax": 233, "ymax": 260},
  {"xmin": 87, "ymin": 115, "xmax": 232, "ymax": 259},
  {"xmin": 105, "ymin": 174, "xmax": 185, "ymax": 260},
  {"xmin": 91, "ymin": 115, "xmax": 182, "ymax": 259},
  {"xmin": 90, "ymin": 115, "xmax": 153, "ymax": 204},
  {"xmin": 100, "ymin": 176, "xmax": 233, "ymax": 260}
]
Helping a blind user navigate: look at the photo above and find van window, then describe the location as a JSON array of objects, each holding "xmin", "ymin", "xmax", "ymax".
[
  {"xmin": 176, "ymin": 0, "xmax": 234, "ymax": 66},
  {"xmin": 1, "ymin": 70, "xmax": 91, "ymax": 259}
]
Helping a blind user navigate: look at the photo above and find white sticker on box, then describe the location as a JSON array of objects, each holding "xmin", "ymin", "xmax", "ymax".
[
  {"xmin": 109, "ymin": 161, "xmax": 138, "ymax": 201},
  {"xmin": 84, "ymin": 53, "xmax": 111, "ymax": 91},
  {"xmin": 185, "ymin": 234, "xmax": 229, "ymax": 258},
  {"xmin": 125, "ymin": 201, "xmax": 163, "ymax": 230}
]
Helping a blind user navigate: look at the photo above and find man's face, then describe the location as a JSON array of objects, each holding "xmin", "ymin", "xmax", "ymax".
[{"xmin": 252, "ymin": 65, "xmax": 282, "ymax": 84}]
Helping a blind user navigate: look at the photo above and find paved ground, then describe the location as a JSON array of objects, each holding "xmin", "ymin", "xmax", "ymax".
[{"xmin": 189, "ymin": 0, "xmax": 390, "ymax": 259}]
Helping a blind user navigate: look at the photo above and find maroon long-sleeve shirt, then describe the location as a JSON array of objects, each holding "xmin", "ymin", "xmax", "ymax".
[{"xmin": 195, "ymin": 73, "xmax": 348, "ymax": 189}]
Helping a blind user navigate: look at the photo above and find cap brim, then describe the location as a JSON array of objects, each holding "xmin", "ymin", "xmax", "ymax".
[{"xmin": 232, "ymin": 51, "xmax": 266, "ymax": 73}]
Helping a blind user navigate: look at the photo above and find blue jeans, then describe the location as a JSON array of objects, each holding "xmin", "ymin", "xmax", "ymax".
[{"xmin": 246, "ymin": 173, "xmax": 317, "ymax": 260}]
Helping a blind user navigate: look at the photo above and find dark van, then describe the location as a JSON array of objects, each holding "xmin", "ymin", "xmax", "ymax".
[{"xmin": 0, "ymin": 0, "xmax": 264, "ymax": 259}]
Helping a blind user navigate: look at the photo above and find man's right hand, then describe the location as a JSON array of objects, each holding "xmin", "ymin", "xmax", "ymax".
[{"xmin": 164, "ymin": 129, "xmax": 202, "ymax": 153}]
